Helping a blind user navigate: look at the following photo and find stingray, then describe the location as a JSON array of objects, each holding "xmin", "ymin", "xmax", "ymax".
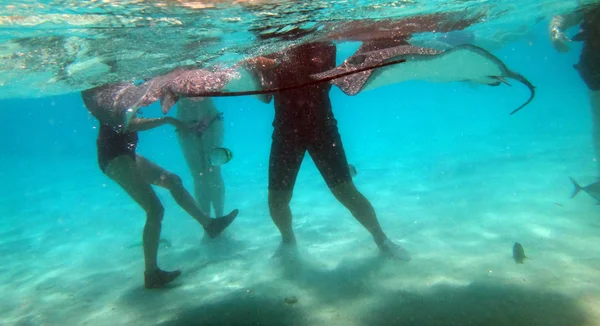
[
  {"xmin": 97, "ymin": 56, "xmax": 411, "ymax": 129},
  {"xmin": 81, "ymin": 67, "xmax": 238, "ymax": 131},
  {"xmin": 310, "ymin": 44, "xmax": 536, "ymax": 115},
  {"xmin": 87, "ymin": 43, "xmax": 533, "ymax": 130}
]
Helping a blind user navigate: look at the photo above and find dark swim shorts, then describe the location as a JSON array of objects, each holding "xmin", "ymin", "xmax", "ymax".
[
  {"xmin": 268, "ymin": 124, "xmax": 352, "ymax": 191},
  {"xmin": 96, "ymin": 124, "xmax": 139, "ymax": 173}
]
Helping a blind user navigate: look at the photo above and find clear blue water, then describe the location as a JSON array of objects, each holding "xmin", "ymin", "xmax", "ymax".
[{"xmin": 2, "ymin": 3, "xmax": 600, "ymax": 326}]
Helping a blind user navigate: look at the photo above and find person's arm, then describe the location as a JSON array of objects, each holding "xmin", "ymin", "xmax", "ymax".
[
  {"xmin": 549, "ymin": 11, "xmax": 584, "ymax": 52},
  {"xmin": 239, "ymin": 55, "xmax": 279, "ymax": 104},
  {"xmin": 127, "ymin": 116, "xmax": 185, "ymax": 132}
]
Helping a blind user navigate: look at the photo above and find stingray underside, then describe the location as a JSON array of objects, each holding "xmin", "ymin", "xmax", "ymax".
[{"xmin": 311, "ymin": 44, "xmax": 535, "ymax": 114}]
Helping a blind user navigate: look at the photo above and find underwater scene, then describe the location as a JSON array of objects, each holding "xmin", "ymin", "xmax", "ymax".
[{"xmin": 2, "ymin": 0, "xmax": 600, "ymax": 325}]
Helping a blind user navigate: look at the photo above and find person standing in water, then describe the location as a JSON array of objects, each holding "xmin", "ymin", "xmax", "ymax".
[
  {"xmin": 81, "ymin": 83, "xmax": 239, "ymax": 289},
  {"xmin": 549, "ymin": 4, "xmax": 600, "ymax": 178},
  {"xmin": 246, "ymin": 42, "xmax": 411, "ymax": 261},
  {"xmin": 176, "ymin": 97, "xmax": 226, "ymax": 218}
]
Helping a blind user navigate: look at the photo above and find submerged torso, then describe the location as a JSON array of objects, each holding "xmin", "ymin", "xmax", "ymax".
[{"xmin": 268, "ymin": 42, "xmax": 338, "ymax": 134}]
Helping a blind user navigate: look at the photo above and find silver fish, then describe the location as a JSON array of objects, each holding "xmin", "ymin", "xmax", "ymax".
[
  {"xmin": 209, "ymin": 147, "xmax": 233, "ymax": 166},
  {"xmin": 570, "ymin": 177, "xmax": 600, "ymax": 204}
]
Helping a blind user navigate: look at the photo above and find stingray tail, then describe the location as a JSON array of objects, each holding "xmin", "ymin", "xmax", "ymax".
[
  {"xmin": 507, "ymin": 71, "xmax": 536, "ymax": 115},
  {"xmin": 569, "ymin": 177, "xmax": 583, "ymax": 199}
]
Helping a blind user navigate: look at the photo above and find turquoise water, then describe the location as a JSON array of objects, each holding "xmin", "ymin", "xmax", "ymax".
[{"xmin": 2, "ymin": 1, "xmax": 600, "ymax": 325}]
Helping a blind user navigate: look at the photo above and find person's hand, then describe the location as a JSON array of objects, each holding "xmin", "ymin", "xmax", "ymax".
[
  {"xmin": 550, "ymin": 27, "xmax": 571, "ymax": 52},
  {"xmin": 191, "ymin": 120, "xmax": 210, "ymax": 137},
  {"xmin": 166, "ymin": 117, "xmax": 194, "ymax": 134},
  {"xmin": 245, "ymin": 56, "xmax": 278, "ymax": 70},
  {"xmin": 549, "ymin": 16, "xmax": 573, "ymax": 53},
  {"xmin": 191, "ymin": 113, "xmax": 223, "ymax": 137}
]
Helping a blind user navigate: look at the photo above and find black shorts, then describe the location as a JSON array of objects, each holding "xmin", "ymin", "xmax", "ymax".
[
  {"xmin": 97, "ymin": 125, "xmax": 139, "ymax": 173},
  {"xmin": 577, "ymin": 42, "xmax": 600, "ymax": 91},
  {"xmin": 268, "ymin": 125, "xmax": 352, "ymax": 191}
]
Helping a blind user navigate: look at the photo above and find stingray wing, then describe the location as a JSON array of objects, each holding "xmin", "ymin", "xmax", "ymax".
[
  {"xmin": 311, "ymin": 63, "xmax": 374, "ymax": 96},
  {"xmin": 311, "ymin": 44, "xmax": 441, "ymax": 96},
  {"xmin": 312, "ymin": 44, "xmax": 535, "ymax": 113}
]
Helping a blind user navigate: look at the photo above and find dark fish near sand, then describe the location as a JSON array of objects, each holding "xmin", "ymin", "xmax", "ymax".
[
  {"xmin": 570, "ymin": 177, "xmax": 600, "ymax": 204},
  {"xmin": 512, "ymin": 242, "xmax": 528, "ymax": 264},
  {"xmin": 209, "ymin": 148, "xmax": 233, "ymax": 166},
  {"xmin": 310, "ymin": 44, "xmax": 536, "ymax": 115}
]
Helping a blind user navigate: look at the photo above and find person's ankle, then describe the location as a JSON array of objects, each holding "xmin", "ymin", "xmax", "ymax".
[
  {"xmin": 281, "ymin": 234, "xmax": 296, "ymax": 245},
  {"xmin": 373, "ymin": 233, "xmax": 388, "ymax": 248}
]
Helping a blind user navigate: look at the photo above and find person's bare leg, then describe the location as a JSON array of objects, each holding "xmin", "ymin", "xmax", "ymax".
[
  {"xmin": 136, "ymin": 155, "xmax": 238, "ymax": 238},
  {"xmin": 193, "ymin": 171, "xmax": 212, "ymax": 216},
  {"xmin": 195, "ymin": 166, "xmax": 225, "ymax": 242},
  {"xmin": 268, "ymin": 189, "xmax": 300, "ymax": 261},
  {"xmin": 330, "ymin": 181, "xmax": 411, "ymax": 261},
  {"xmin": 105, "ymin": 156, "xmax": 181, "ymax": 288},
  {"xmin": 590, "ymin": 90, "xmax": 600, "ymax": 178},
  {"xmin": 267, "ymin": 132, "xmax": 304, "ymax": 257},
  {"xmin": 208, "ymin": 165, "xmax": 225, "ymax": 218},
  {"xmin": 268, "ymin": 189, "xmax": 296, "ymax": 245}
]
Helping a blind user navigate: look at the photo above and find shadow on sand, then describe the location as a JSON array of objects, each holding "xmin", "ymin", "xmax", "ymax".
[
  {"xmin": 148, "ymin": 276, "xmax": 588, "ymax": 326},
  {"xmin": 156, "ymin": 285, "xmax": 307, "ymax": 326},
  {"xmin": 361, "ymin": 280, "xmax": 589, "ymax": 326},
  {"xmin": 118, "ymin": 252, "xmax": 589, "ymax": 326}
]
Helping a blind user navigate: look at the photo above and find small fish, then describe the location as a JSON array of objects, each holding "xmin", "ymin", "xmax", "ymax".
[
  {"xmin": 209, "ymin": 147, "xmax": 233, "ymax": 166},
  {"xmin": 512, "ymin": 242, "xmax": 529, "ymax": 264},
  {"xmin": 284, "ymin": 296, "xmax": 298, "ymax": 304},
  {"xmin": 570, "ymin": 177, "xmax": 600, "ymax": 204},
  {"xmin": 349, "ymin": 164, "xmax": 357, "ymax": 177}
]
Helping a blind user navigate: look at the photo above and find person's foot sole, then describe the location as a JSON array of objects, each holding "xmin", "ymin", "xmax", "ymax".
[
  {"xmin": 144, "ymin": 269, "xmax": 182, "ymax": 289},
  {"xmin": 204, "ymin": 209, "xmax": 239, "ymax": 239}
]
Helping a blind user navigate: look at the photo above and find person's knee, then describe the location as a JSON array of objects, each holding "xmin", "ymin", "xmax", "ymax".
[
  {"xmin": 268, "ymin": 189, "xmax": 292, "ymax": 210},
  {"xmin": 163, "ymin": 173, "xmax": 183, "ymax": 189},
  {"xmin": 146, "ymin": 204, "xmax": 165, "ymax": 224},
  {"xmin": 330, "ymin": 181, "xmax": 358, "ymax": 201},
  {"xmin": 331, "ymin": 182, "xmax": 371, "ymax": 211}
]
